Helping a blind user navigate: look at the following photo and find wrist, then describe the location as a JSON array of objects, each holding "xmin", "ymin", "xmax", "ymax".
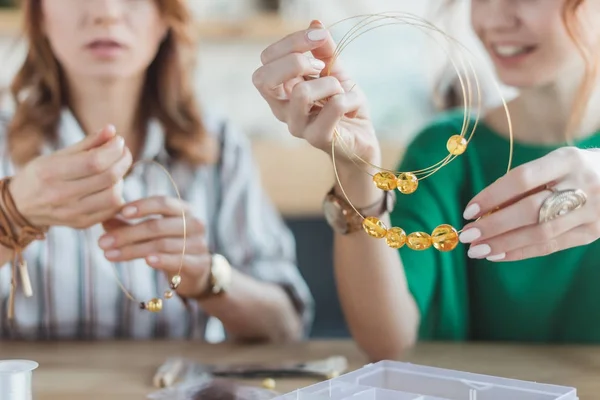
[{"xmin": 6, "ymin": 176, "xmax": 43, "ymax": 229}]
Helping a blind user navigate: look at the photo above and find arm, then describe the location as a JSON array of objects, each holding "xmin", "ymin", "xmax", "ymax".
[
  {"xmin": 198, "ymin": 122, "xmax": 314, "ymax": 343},
  {"xmin": 332, "ymin": 164, "xmax": 420, "ymax": 361},
  {"xmin": 329, "ymin": 121, "xmax": 469, "ymax": 361}
]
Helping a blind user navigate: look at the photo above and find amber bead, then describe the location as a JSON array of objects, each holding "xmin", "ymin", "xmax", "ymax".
[
  {"xmin": 446, "ymin": 135, "xmax": 467, "ymax": 155},
  {"xmin": 362, "ymin": 217, "xmax": 387, "ymax": 239},
  {"xmin": 431, "ymin": 224, "xmax": 459, "ymax": 252},
  {"xmin": 164, "ymin": 290, "xmax": 174, "ymax": 299},
  {"xmin": 146, "ymin": 298, "xmax": 163, "ymax": 312},
  {"xmin": 385, "ymin": 227, "xmax": 407, "ymax": 249},
  {"xmin": 407, "ymin": 232, "xmax": 432, "ymax": 250},
  {"xmin": 170, "ymin": 275, "xmax": 181, "ymax": 290},
  {"xmin": 373, "ymin": 171, "xmax": 398, "ymax": 191},
  {"xmin": 397, "ymin": 173, "xmax": 418, "ymax": 194}
]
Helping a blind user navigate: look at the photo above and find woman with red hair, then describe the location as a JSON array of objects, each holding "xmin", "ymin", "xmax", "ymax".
[
  {"xmin": 0, "ymin": 0, "xmax": 313, "ymax": 341},
  {"xmin": 254, "ymin": 0, "xmax": 600, "ymax": 360}
]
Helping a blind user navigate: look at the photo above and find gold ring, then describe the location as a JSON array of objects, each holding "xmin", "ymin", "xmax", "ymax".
[{"xmin": 538, "ymin": 188, "xmax": 587, "ymax": 223}]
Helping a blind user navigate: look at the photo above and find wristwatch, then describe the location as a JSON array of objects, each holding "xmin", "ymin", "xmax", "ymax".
[
  {"xmin": 196, "ymin": 253, "xmax": 232, "ymax": 300},
  {"xmin": 322, "ymin": 186, "xmax": 396, "ymax": 235}
]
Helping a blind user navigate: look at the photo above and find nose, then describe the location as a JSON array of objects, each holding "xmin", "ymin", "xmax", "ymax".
[
  {"xmin": 90, "ymin": 0, "xmax": 124, "ymax": 27},
  {"xmin": 476, "ymin": 0, "xmax": 519, "ymax": 31}
]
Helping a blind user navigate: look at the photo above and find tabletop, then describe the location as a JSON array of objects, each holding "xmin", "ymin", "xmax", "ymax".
[{"xmin": 1, "ymin": 340, "xmax": 599, "ymax": 399}]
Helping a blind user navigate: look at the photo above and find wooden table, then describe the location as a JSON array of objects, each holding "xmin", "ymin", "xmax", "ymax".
[{"xmin": 1, "ymin": 340, "xmax": 599, "ymax": 399}]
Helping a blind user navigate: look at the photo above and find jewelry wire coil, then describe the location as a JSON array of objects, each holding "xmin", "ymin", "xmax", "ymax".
[
  {"xmin": 321, "ymin": 12, "xmax": 514, "ymax": 236},
  {"xmin": 109, "ymin": 159, "xmax": 187, "ymax": 312}
]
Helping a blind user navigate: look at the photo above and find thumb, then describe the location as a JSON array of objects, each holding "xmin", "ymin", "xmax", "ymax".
[
  {"xmin": 309, "ymin": 20, "xmax": 351, "ymax": 84},
  {"xmin": 57, "ymin": 124, "xmax": 116, "ymax": 155}
]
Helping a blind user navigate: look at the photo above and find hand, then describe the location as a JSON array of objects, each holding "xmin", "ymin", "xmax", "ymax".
[
  {"xmin": 252, "ymin": 20, "xmax": 381, "ymax": 168},
  {"xmin": 9, "ymin": 125, "xmax": 132, "ymax": 229},
  {"xmin": 458, "ymin": 147, "xmax": 600, "ymax": 261},
  {"xmin": 99, "ymin": 196, "xmax": 211, "ymax": 299}
]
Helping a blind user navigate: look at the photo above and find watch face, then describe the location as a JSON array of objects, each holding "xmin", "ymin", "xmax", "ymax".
[
  {"xmin": 323, "ymin": 198, "xmax": 349, "ymax": 234},
  {"xmin": 211, "ymin": 254, "xmax": 232, "ymax": 293}
]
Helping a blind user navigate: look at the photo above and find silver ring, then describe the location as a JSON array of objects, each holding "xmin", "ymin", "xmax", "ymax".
[{"xmin": 538, "ymin": 188, "xmax": 587, "ymax": 223}]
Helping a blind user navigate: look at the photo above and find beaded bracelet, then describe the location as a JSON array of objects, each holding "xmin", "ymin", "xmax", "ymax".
[
  {"xmin": 108, "ymin": 160, "xmax": 186, "ymax": 313},
  {"xmin": 320, "ymin": 12, "xmax": 515, "ymax": 252}
]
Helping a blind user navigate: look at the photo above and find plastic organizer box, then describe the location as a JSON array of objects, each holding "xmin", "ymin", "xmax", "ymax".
[{"xmin": 273, "ymin": 361, "xmax": 577, "ymax": 400}]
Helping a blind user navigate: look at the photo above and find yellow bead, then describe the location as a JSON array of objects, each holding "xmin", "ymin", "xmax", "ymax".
[
  {"xmin": 385, "ymin": 227, "xmax": 407, "ymax": 249},
  {"xmin": 407, "ymin": 232, "xmax": 432, "ymax": 250},
  {"xmin": 170, "ymin": 275, "xmax": 181, "ymax": 290},
  {"xmin": 146, "ymin": 298, "xmax": 163, "ymax": 312},
  {"xmin": 447, "ymin": 135, "xmax": 467, "ymax": 155},
  {"xmin": 164, "ymin": 290, "xmax": 174, "ymax": 299},
  {"xmin": 362, "ymin": 217, "xmax": 387, "ymax": 238},
  {"xmin": 373, "ymin": 171, "xmax": 398, "ymax": 191},
  {"xmin": 262, "ymin": 378, "xmax": 276, "ymax": 390},
  {"xmin": 397, "ymin": 173, "xmax": 418, "ymax": 194},
  {"xmin": 431, "ymin": 224, "xmax": 459, "ymax": 252}
]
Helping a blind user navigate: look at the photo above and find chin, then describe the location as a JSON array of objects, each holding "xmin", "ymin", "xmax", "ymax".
[{"xmin": 494, "ymin": 68, "xmax": 556, "ymax": 89}]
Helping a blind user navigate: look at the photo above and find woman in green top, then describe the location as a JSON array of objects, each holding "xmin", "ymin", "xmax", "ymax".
[{"xmin": 253, "ymin": 0, "xmax": 600, "ymax": 360}]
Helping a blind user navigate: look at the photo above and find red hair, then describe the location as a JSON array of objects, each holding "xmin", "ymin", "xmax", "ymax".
[
  {"xmin": 6, "ymin": 0, "xmax": 217, "ymax": 166},
  {"xmin": 434, "ymin": 0, "xmax": 598, "ymax": 139}
]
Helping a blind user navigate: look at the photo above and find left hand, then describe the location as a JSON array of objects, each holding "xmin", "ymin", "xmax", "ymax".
[
  {"xmin": 99, "ymin": 196, "xmax": 211, "ymax": 298},
  {"xmin": 458, "ymin": 147, "xmax": 600, "ymax": 262}
]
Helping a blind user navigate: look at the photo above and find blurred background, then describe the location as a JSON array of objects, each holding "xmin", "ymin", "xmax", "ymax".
[{"xmin": 0, "ymin": 0, "xmax": 513, "ymax": 338}]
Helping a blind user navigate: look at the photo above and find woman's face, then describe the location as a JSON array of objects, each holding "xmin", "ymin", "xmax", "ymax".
[
  {"xmin": 471, "ymin": 0, "xmax": 594, "ymax": 88},
  {"xmin": 41, "ymin": 0, "xmax": 168, "ymax": 81}
]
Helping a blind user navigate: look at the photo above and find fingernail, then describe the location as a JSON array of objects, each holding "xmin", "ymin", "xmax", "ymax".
[
  {"xmin": 122, "ymin": 206, "xmax": 137, "ymax": 217},
  {"xmin": 307, "ymin": 29, "xmax": 328, "ymax": 41},
  {"xmin": 463, "ymin": 203, "xmax": 480, "ymax": 220},
  {"xmin": 468, "ymin": 244, "xmax": 491, "ymax": 259},
  {"xmin": 99, "ymin": 236, "xmax": 115, "ymax": 248},
  {"xmin": 310, "ymin": 58, "xmax": 326, "ymax": 70},
  {"xmin": 106, "ymin": 124, "xmax": 116, "ymax": 134},
  {"xmin": 105, "ymin": 249, "xmax": 120, "ymax": 259},
  {"xmin": 487, "ymin": 253, "xmax": 506, "ymax": 261},
  {"xmin": 147, "ymin": 255, "xmax": 159, "ymax": 264},
  {"xmin": 459, "ymin": 228, "xmax": 481, "ymax": 243}
]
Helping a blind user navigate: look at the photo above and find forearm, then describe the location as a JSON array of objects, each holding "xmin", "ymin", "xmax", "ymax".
[
  {"xmin": 332, "ymin": 163, "xmax": 420, "ymax": 361},
  {"xmin": 197, "ymin": 268, "xmax": 303, "ymax": 343}
]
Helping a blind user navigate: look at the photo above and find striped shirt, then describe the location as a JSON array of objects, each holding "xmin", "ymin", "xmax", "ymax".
[{"xmin": 0, "ymin": 109, "xmax": 314, "ymax": 341}]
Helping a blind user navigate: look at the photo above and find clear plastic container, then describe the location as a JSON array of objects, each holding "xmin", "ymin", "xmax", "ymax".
[{"xmin": 272, "ymin": 360, "xmax": 578, "ymax": 400}]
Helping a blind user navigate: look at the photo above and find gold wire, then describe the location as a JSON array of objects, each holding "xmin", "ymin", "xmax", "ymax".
[
  {"xmin": 322, "ymin": 13, "xmax": 486, "ymax": 179},
  {"xmin": 109, "ymin": 159, "xmax": 187, "ymax": 306},
  {"xmin": 323, "ymin": 12, "xmax": 514, "ymax": 228}
]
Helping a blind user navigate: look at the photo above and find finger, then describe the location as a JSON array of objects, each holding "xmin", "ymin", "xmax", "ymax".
[
  {"xmin": 104, "ymin": 236, "xmax": 207, "ymax": 262},
  {"xmin": 56, "ymin": 124, "xmax": 116, "ymax": 155},
  {"xmin": 304, "ymin": 91, "xmax": 364, "ymax": 149},
  {"xmin": 120, "ymin": 196, "xmax": 191, "ymax": 219},
  {"xmin": 490, "ymin": 223, "xmax": 599, "ymax": 262},
  {"xmin": 61, "ymin": 146, "xmax": 132, "ymax": 200},
  {"xmin": 252, "ymin": 53, "xmax": 325, "ymax": 96},
  {"xmin": 463, "ymin": 150, "xmax": 575, "ymax": 219},
  {"xmin": 146, "ymin": 253, "xmax": 211, "ymax": 275},
  {"xmin": 465, "ymin": 206, "xmax": 590, "ymax": 260},
  {"xmin": 459, "ymin": 189, "xmax": 555, "ymax": 243},
  {"xmin": 53, "ymin": 135, "xmax": 125, "ymax": 180},
  {"xmin": 102, "ymin": 216, "xmax": 132, "ymax": 231},
  {"xmin": 288, "ymin": 77, "xmax": 345, "ymax": 136},
  {"xmin": 308, "ymin": 20, "xmax": 350, "ymax": 82},
  {"xmin": 57, "ymin": 181, "xmax": 124, "ymax": 228},
  {"xmin": 260, "ymin": 26, "xmax": 331, "ymax": 66},
  {"xmin": 98, "ymin": 216, "xmax": 203, "ymax": 249}
]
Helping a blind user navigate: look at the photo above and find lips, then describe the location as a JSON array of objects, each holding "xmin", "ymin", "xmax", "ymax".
[
  {"xmin": 491, "ymin": 44, "xmax": 536, "ymax": 58},
  {"xmin": 86, "ymin": 39, "xmax": 123, "ymax": 49}
]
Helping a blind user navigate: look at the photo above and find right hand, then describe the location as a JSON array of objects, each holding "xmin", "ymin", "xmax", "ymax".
[
  {"xmin": 252, "ymin": 20, "xmax": 381, "ymax": 168},
  {"xmin": 9, "ymin": 125, "xmax": 132, "ymax": 229}
]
